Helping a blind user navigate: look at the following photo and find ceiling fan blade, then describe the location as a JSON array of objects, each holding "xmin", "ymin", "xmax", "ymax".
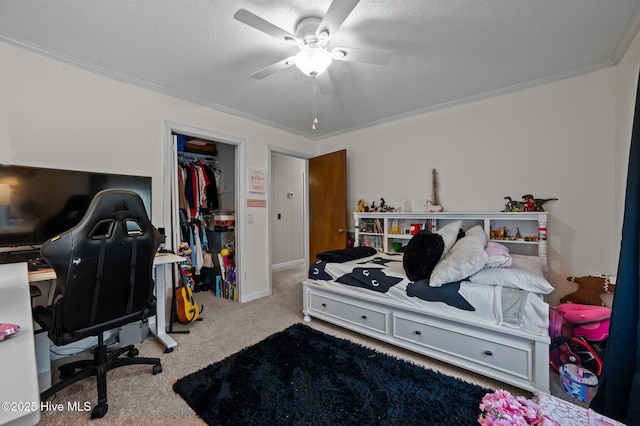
[
  {"xmin": 316, "ymin": 0, "xmax": 360, "ymax": 39},
  {"xmin": 331, "ymin": 47, "xmax": 392, "ymax": 65},
  {"xmin": 234, "ymin": 9, "xmax": 300, "ymax": 44},
  {"xmin": 317, "ymin": 71, "xmax": 334, "ymax": 95},
  {"xmin": 250, "ymin": 57, "xmax": 296, "ymax": 80}
]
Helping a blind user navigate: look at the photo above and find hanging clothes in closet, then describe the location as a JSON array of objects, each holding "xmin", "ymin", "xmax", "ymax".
[
  {"xmin": 177, "ymin": 154, "xmax": 220, "ymax": 291},
  {"xmin": 178, "ymin": 160, "xmax": 220, "ymax": 220}
]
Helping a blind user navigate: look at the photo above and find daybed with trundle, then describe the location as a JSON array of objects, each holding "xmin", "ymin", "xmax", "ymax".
[{"xmin": 302, "ymin": 212, "xmax": 552, "ymax": 393}]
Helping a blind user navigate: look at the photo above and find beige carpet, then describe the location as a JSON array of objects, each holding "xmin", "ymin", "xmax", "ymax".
[{"xmin": 38, "ymin": 264, "xmax": 582, "ymax": 425}]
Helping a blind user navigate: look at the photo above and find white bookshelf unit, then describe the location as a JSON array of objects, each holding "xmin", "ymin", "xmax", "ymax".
[{"xmin": 353, "ymin": 211, "xmax": 548, "ymax": 271}]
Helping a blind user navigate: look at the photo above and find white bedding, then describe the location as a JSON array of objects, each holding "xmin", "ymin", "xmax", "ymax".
[{"xmin": 307, "ymin": 252, "xmax": 549, "ymax": 337}]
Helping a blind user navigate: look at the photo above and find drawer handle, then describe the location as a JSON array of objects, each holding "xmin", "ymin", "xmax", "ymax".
[
  {"xmin": 484, "ymin": 350, "xmax": 493, "ymax": 356},
  {"xmin": 415, "ymin": 330, "xmax": 421, "ymax": 335},
  {"xmin": 321, "ymin": 303, "xmax": 327, "ymax": 307},
  {"xmin": 361, "ymin": 315, "xmax": 367, "ymax": 320}
]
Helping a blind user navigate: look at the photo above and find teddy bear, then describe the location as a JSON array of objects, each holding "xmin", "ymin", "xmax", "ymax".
[{"xmin": 560, "ymin": 275, "xmax": 616, "ymax": 307}]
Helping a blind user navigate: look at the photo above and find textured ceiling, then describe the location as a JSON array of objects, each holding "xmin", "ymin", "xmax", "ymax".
[{"xmin": 1, "ymin": 0, "xmax": 639, "ymax": 140}]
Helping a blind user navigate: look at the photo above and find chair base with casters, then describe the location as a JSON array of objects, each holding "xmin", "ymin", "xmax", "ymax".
[{"xmin": 38, "ymin": 328, "xmax": 162, "ymax": 419}]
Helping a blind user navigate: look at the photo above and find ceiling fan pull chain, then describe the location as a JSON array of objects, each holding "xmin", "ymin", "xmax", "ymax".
[{"xmin": 312, "ymin": 76, "xmax": 318, "ymax": 130}]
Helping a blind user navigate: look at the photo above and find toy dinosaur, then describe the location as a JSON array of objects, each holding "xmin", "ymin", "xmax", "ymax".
[
  {"xmin": 522, "ymin": 194, "xmax": 558, "ymax": 212},
  {"xmin": 502, "ymin": 196, "xmax": 524, "ymax": 212}
]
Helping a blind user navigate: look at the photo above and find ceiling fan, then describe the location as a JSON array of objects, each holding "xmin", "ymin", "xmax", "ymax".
[{"xmin": 233, "ymin": 0, "xmax": 391, "ymax": 87}]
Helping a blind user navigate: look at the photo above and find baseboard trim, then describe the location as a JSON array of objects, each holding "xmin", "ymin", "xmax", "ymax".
[{"xmin": 272, "ymin": 259, "xmax": 305, "ymax": 270}]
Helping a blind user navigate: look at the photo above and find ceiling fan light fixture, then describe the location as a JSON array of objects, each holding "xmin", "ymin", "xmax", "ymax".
[{"xmin": 294, "ymin": 45, "xmax": 333, "ymax": 76}]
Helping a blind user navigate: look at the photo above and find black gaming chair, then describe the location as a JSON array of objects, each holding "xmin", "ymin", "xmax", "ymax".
[{"xmin": 33, "ymin": 189, "xmax": 163, "ymax": 419}]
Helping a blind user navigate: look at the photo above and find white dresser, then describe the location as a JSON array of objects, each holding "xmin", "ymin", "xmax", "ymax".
[{"xmin": 0, "ymin": 263, "xmax": 40, "ymax": 426}]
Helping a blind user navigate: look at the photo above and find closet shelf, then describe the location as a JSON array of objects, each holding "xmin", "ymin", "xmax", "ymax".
[{"xmin": 178, "ymin": 151, "xmax": 218, "ymax": 162}]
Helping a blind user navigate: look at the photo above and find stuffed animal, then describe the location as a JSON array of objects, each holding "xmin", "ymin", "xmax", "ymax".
[
  {"xmin": 402, "ymin": 230, "xmax": 444, "ymax": 282},
  {"xmin": 560, "ymin": 275, "xmax": 616, "ymax": 306},
  {"xmin": 357, "ymin": 199, "xmax": 367, "ymax": 212}
]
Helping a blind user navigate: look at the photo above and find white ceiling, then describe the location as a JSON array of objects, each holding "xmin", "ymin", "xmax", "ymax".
[{"xmin": 1, "ymin": 1, "xmax": 639, "ymax": 140}]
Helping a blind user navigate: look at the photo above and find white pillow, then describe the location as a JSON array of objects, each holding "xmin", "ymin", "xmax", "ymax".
[
  {"xmin": 429, "ymin": 225, "xmax": 488, "ymax": 287},
  {"xmin": 468, "ymin": 255, "xmax": 554, "ymax": 294},
  {"xmin": 436, "ymin": 220, "xmax": 462, "ymax": 259}
]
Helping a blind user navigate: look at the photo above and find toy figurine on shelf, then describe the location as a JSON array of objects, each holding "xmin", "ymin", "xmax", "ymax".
[
  {"xmin": 426, "ymin": 168, "xmax": 444, "ymax": 212},
  {"xmin": 515, "ymin": 228, "xmax": 522, "ymax": 240},
  {"xmin": 490, "ymin": 226, "xmax": 506, "ymax": 240},
  {"xmin": 426, "ymin": 200, "xmax": 443, "ymax": 212},
  {"xmin": 359, "ymin": 197, "xmax": 397, "ymax": 212},
  {"xmin": 503, "ymin": 196, "xmax": 524, "ymax": 212},
  {"xmin": 522, "ymin": 195, "xmax": 536, "ymax": 212},
  {"xmin": 504, "ymin": 194, "xmax": 557, "ymax": 212},
  {"xmin": 522, "ymin": 194, "xmax": 558, "ymax": 212}
]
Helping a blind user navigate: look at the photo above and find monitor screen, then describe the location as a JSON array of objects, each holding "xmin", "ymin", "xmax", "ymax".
[{"xmin": 0, "ymin": 165, "xmax": 152, "ymax": 252}]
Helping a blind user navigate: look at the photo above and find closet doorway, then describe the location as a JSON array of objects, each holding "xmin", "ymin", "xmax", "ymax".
[
  {"xmin": 269, "ymin": 148, "xmax": 347, "ymax": 278},
  {"xmin": 270, "ymin": 152, "xmax": 306, "ymax": 269},
  {"xmin": 164, "ymin": 122, "xmax": 245, "ymax": 304}
]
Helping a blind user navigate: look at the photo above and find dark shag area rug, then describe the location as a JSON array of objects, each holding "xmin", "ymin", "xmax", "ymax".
[{"xmin": 173, "ymin": 323, "xmax": 491, "ymax": 425}]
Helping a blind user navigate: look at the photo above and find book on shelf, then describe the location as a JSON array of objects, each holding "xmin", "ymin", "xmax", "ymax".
[
  {"xmin": 214, "ymin": 265, "xmax": 237, "ymax": 301},
  {"xmin": 360, "ymin": 235, "xmax": 383, "ymax": 251}
]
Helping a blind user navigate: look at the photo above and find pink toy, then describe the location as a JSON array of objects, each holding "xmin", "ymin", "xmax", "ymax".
[
  {"xmin": 556, "ymin": 303, "xmax": 611, "ymax": 323},
  {"xmin": 0, "ymin": 323, "xmax": 20, "ymax": 341},
  {"xmin": 551, "ymin": 303, "xmax": 611, "ymax": 340},
  {"xmin": 550, "ymin": 305, "xmax": 609, "ymax": 378},
  {"xmin": 573, "ymin": 319, "xmax": 611, "ymax": 342}
]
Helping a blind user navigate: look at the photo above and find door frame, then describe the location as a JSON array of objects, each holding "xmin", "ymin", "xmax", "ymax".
[
  {"xmin": 164, "ymin": 121, "xmax": 246, "ymax": 301},
  {"xmin": 267, "ymin": 145, "xmax": 312, "ymax": 292}
]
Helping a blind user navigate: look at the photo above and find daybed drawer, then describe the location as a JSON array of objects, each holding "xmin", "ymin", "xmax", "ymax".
[
  {"xmin": 308, "ymin": 292, "xmax": 387, "ymax": 334},
  {"xmin": 393, "ymin": 315, "xmax": 532, "ymax": 380}
]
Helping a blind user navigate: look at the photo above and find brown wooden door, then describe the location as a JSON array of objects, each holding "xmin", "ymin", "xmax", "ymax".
[{"xmin": 309, "ymin": 149, "xmax": 347, "ymax": 262}]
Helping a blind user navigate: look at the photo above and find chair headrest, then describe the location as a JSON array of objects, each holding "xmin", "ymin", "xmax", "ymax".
[{"xmin": 42, "ymin": 189, "xmax": 161, "ymax": 259}]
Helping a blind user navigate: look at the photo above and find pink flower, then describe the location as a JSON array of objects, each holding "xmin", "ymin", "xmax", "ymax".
[{"xmin": 478, "ymin": 389, "xmax": 540, "ymax": 425}]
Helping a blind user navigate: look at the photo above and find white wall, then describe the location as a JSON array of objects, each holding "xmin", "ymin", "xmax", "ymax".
[
  {"xmin": 319, "ymin": 65, "xmax": 628, "ymax": 305},
  {"xmin": 0, "ymin": 41, "xmax": 316, "ymax": 302}
]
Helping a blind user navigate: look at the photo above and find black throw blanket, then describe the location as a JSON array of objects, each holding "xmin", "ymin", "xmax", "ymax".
[{"xmin": 315, "ymin": 246, "xmax": 377, "ymax": 263}]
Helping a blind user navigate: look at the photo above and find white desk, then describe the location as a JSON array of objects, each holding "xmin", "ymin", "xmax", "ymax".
[
  {"xmin": 27, "ymin": 252, "xmax": 185, "ymax": 353},
  {"xmin": 150, "ymin": 252, "xmax": 186, "ymax": 352},
  {"xmin": 0, "ymin": 263, "xmax": 41, "ymax": 426}
]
